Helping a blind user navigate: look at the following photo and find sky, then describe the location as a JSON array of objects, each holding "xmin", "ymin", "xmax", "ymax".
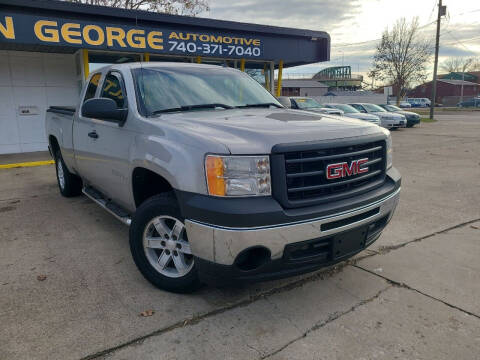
[{"xmin": 199, "ymin": 0, "xmax": 480, "ymax": 79}]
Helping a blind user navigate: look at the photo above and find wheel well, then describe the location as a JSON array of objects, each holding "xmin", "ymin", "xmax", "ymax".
[
  {"xmin": 132, "ymin": 167, "xmax": 174, "ymax": 207},
  {"xmin": 49, "ymin": 135, "xmax": 60, "ymax": 157}
]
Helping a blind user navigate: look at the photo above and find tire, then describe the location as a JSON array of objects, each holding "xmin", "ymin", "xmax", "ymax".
[
  {"xmin": 129, "ymin": 192, "xmax": 201, "ymax": 293},
  {"xmin": 55, "ymin": 150, "xmax": 83, "ymax": 197},
  {"xmin": 407, "ymin": 124, "xmax": 414, "ymax": 128}
]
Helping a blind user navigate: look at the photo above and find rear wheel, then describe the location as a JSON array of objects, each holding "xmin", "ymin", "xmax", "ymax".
[
  {"xmin": 55, "ymin": 150, "xmax": 82, "ymax": 197},
  {"xmin": 129, "ymin": 193, "xmax": 200, "ymax": 293}
]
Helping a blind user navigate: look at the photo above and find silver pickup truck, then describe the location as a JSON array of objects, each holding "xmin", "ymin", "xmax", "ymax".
[{"xmin": 46, "ymin": 62, "xmax": 401, "ymax": 293}]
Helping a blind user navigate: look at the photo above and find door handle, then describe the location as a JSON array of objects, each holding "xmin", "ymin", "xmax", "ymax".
[{"xmin": 88, "ymin": 131, "xmax": 99, "ymax": 139}]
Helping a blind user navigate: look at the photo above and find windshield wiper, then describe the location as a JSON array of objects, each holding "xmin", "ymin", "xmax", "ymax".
[
  {"xmin": 149, "ymin": 103, "xmax": 234, "ymax": 116},
  {"xmin": 236, "ymin": 103, "xmax": 283, "ymax": 109}
]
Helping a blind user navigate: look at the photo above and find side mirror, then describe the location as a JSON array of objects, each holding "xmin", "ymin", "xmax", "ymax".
[{"xmin": 81, "ymin": 98, "xmax": 127, "ymax": 124}]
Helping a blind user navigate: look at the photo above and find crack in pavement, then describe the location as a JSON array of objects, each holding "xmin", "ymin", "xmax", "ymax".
[
  {"xmin": 81, "ymin": 263, "xmax": 350, "ymax": 360},
  {"xmin": 353, "ymin": 265, "xmax": 480, "ymax": 320},
  {"xmin": 352, "ymin": 218, "xmax": 480, "ymax": 263},
  {"xmin": 260, "ymin": 286, "xmax": 392, "ymax": 360}
]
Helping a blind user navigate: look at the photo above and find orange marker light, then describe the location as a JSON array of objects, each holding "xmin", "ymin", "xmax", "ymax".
[{"xmin": 205, "ymin": 156, "xmax": 225, "ymax": 196}]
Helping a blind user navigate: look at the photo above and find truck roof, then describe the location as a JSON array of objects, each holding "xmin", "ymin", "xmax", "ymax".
[{"xmin": 98, "ymin": 62, "xmax": 232, "ymax": 71}]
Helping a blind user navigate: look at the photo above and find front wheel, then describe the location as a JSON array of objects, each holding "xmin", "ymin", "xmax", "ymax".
[{"xmin": 129, "ymin": 193, "xmax": 201, "ymax": 293}]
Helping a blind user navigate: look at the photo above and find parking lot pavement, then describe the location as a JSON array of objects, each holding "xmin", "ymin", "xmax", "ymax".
[
  {"xmin": 268, "ymin": 286, "xmax": 480, "ymax": 360},
  {"xmin": 0, "ymin": 113, "xmax": 479, "ymax": 360},
  {"xmin": 373, "ymin": 113, "xmax": 480, "ymax": 250}
]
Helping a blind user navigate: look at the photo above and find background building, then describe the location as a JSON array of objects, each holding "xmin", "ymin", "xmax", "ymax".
[
  {"xmin": 313, "ymin": 66, "xmax": 363, "ymax": 91},
  {"xmin": 280, "ymin": 80, "xmax": 328, "ymax": 96},
  {"xmin": 409, "ymin": 79, "xmax": 479, "ymax": 106}
]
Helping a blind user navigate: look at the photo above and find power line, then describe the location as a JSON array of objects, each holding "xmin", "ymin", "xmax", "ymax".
[
  {"xmin": 331, "ymin": 19, "xmax": 438, "ymax": 48},
  {"xmin": 331, "ymin": 7, "xmax": 479, "ymax": 49},
  {"xmin": 428, "ymin": 0, "xmax": 438, "ymax": 22}
]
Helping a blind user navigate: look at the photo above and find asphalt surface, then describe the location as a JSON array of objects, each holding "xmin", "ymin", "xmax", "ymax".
[{"xmin": 0, "ymin": 113, "xmax": 479, "ymax": 359}]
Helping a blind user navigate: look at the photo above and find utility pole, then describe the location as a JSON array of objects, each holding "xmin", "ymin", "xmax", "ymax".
[
  {"xmin": 460, "ymin": 71, "xmax": 464, "ymax": 103},
  {"xmin": 430, "ymin": 0, "xmax": 446, "ymax": 119}
]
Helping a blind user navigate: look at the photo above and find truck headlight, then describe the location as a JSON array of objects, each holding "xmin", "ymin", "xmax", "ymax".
[
  {"xmin": 386, "ymin": 133, "xmax": 393, "ymax": 169},
  {"xmin": 205, "ymin": 155, "xmax": 271, "ymax": 197}
]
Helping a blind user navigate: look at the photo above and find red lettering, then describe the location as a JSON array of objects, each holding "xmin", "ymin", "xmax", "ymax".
[
  {"xmin": 326, "ymin": 158, "xmax": 369, "ymax": 179},
  {"xmin": 357, "ymin": 158, "xmax": 369, "ymax": 174}
]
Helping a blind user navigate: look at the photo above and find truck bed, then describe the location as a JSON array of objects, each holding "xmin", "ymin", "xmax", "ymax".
[{"xmin": 47, "ymin": 106, "xmax": 76, "ymax": 115}]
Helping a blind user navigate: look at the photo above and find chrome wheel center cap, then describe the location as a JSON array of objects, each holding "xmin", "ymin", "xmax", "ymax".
[{"xmin": 166, "ymin": 239, "xmax": 176, "ymax": 251}]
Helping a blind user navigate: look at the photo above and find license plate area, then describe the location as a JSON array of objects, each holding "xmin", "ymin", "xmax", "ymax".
[{"xmin": 332, "ymin": 226, "xmax": 368, "ymax": 260}]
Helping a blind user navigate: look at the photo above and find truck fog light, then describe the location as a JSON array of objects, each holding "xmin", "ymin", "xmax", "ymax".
[{"xmin": 205, "ymin": 155, "xmax": 271, "ymax": 197}]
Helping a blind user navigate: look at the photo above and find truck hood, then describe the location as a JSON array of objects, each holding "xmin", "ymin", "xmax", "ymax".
[{"xmin": 160, "ymin": 108, "xmax": 384, "ymax": 154}]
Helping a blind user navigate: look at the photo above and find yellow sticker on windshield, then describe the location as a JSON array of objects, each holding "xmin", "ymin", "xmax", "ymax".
[{"xmin": 297, "ymin": 99, "xmax": 306, "ymax": 102}]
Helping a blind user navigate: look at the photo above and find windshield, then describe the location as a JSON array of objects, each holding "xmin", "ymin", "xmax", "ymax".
[
  {"xmin": 363, "ymin": 104, "xmax": 386, "ymax": 112},
  {"xmin": 328, "ymin": 104, "xmax": 359, "ymax": 114},
  {"xmin": 294, "ymin": 98, "xmax": 323, "ymax": 109},
  {"xmin": 133, "ymin": 67, "xmax": 282, "ymax": 116},
  {"xmin": 385, "ymin": 105, "xmax": 401, "ymax": 111}
]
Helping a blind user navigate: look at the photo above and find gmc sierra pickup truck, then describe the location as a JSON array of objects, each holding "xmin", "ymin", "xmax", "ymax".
[{"xmin": 46, "ymin": 62, "xmax": 401, "ymax": 293}]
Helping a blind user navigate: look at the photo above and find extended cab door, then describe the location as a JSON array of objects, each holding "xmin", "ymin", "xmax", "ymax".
[{"xmin": 73, "ymin": 71, "xmax": 133, "ymax": 210}]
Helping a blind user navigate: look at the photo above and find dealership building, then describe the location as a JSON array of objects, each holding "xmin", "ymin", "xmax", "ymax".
[{"xmin": 0, "ymin": 0, "xmax": 329, "ymax": 154}]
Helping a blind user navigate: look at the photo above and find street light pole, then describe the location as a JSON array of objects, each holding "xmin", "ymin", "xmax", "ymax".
[{"xmin": 430, "ymin": 0, "xmax": 445, "ymax": 120}]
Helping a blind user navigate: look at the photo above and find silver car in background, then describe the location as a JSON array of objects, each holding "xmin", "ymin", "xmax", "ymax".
[
  {"xmin": 349, "ymin": 103, "xmax": 406, "ymax": 129},
  {"xmin": 278, "ymin": 96, "xmax": 344, "ymax": 115},
  {"xmin": 324, "ymin": 104, "xmax": 381, "ymax": 126}
]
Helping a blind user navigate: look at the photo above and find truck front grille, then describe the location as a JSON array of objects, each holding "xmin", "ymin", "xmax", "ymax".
[{"xmin": 271, "ymin": 138, "xmax": 386, "ymax": 208}]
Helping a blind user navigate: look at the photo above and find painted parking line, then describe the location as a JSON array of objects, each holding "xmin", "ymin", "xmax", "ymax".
[{"xmin": 0, "ymin": 160, "xmax": 54, "ymax": 169}]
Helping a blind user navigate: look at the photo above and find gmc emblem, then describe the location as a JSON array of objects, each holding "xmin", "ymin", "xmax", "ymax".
[{"xmin": 326, "ymin": 158, "xmax": 369, "ymax": 180}]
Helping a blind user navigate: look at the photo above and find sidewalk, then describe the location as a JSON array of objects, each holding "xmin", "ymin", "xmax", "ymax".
[{"xmin": 0, "ymin": 151, "xmax": 52, "ymax": 166}]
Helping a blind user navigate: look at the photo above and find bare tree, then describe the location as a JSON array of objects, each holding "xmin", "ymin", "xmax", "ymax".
[
  {"xmin": 65, "ymin": 0, "xmax": 209, "ymax": 16},
  {"xmin": 441, "ymin": 57, "xmax": 475, "ymax": 73},
  {"xmin": 369, "ymin": 17, "xmax": 432, "ymax": 104},
  {"xmin": 469, "ymin": 57, "xmax": 480, "ymax": 72}
]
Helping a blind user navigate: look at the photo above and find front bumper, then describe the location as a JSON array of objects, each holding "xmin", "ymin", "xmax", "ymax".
[
  {"xmin": 381, "ymin": 118, "xmax": 401, "ymax": 129},
  {"xmin": 185, "ymin": 186, "xmax": 400, "ymax": 266},
  {"xmin": 407, "ymin": 116, "xmax": 421, "ymax": 126},
  {"xmin": 194, "ymin": 214, "xmax": 391, "ymax": 286}
]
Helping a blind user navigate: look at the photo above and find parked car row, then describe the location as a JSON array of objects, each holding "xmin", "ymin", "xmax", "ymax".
[{"xmin": 278, "ymin": 97, "xmax": 421, "ymax": 129}]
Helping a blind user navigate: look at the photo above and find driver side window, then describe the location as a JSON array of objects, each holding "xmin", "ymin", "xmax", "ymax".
[
  {"xmin": 83, "ymin": 73, "xmax": 101, "ymax": 103},
  {"xmin": 101, "ymin": 72, "xmax": 126, "ymax": 109}
]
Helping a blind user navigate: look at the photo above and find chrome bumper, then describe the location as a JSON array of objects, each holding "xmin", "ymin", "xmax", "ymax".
[{"xmin": 185, "ymin": 188, "xmax": 400, "ymax": 265}]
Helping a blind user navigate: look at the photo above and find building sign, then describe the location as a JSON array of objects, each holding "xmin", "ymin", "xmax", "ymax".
[{"xmin": 0, "ymin": 13, "xmax": 263, "ymax": 58}]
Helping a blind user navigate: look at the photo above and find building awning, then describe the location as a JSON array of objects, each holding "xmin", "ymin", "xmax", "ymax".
[{"xmin": 0, "ymin": 0, "xmax": 330, "ymax": 68}]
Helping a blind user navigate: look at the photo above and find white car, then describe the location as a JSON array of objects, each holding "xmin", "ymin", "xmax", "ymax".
[
  {"xmin": 387, "ymin": 99, "xmax": 412, "ymax": 108},
  {"xmin": 399, "ymin": 101, "xmax": 412, "ymax": 108},
  {"xmin": 349, "ymin": 103, "xmax": 407, "ymax": 129},
  {"xmin": 278, "ymin": 96, "xmax": 344, "ymax": 115},
  {"xmin": 406, "ymin": 98, "xmax": 431, "ymax": 108},
  {"xmin": 325, "ymin": 104, "xmax": 381, "ymax": 126}
]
